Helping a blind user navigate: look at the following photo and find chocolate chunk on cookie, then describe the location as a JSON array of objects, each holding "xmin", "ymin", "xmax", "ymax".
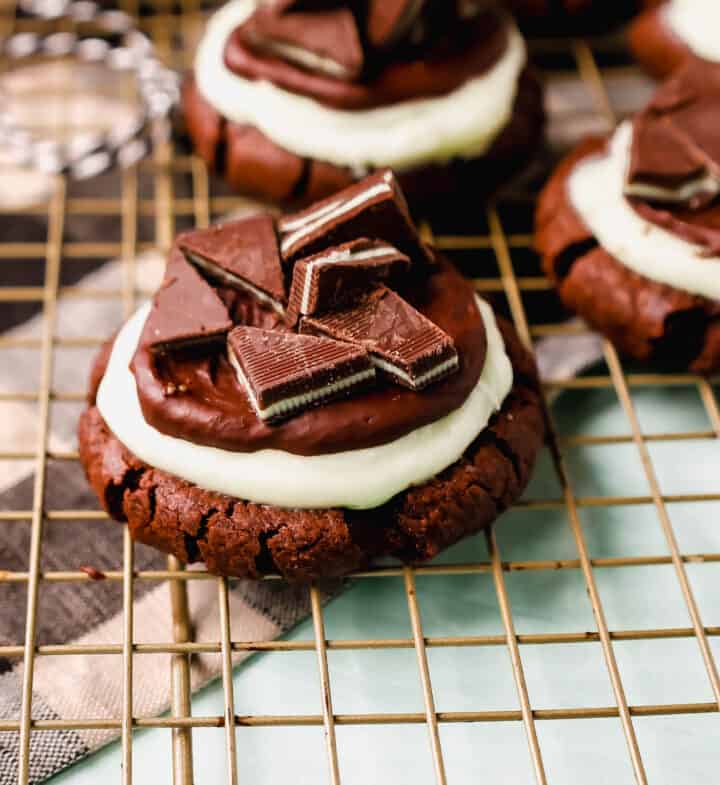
[
  {"xmin": 142, "ymin": 249, "xmax": 232, "ymax": 353},
  {"xmin": 227, "ymin": 326, "xmax": 375, "ymax": 422},
  {"xmin": 286, "ymin": 238, "xmax": 410, "ymax": 324},
  {"xmin": 626, "ymin": 61, "xmax": 720, "ymax": 207},
  {"xmin": 279, "ymin": 169, "xmax": 432, "ymax": 265},
  {"xmin": 623, "ymin": 61, "xmax": 720, "ymax": 256},
  {"xmin": 536, "ymin": 136, "xmax": 720, "ymax": 373},
  {"xmin": 179, "ymin": 215, "xmax": 287, "ymax": 315},
  {"xmin": 239, "ymin": 6, "xmax": 364, "ymax": 80},
  {"xmin": 301, "ymin": 286, "xmax": 459, "ymax": 390},
  {"xmin": 627, "ymin": 116, "xmax": 705, "ymax": 197}
]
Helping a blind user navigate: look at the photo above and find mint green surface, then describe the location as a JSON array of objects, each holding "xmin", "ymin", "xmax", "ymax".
[{"xmin": 51, "ymin": 383, "xmax": 720, "ymax": 784}]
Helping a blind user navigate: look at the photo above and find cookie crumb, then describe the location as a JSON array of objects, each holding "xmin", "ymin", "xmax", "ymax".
[{"xmin": 80, "ymin": 565, "xmax": 107, "ymax": 581}]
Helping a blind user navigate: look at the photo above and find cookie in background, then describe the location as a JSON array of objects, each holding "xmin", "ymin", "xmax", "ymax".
[
  {"xmin": 183, "ymin": 0, "xmax": 545, "ymax": 215},
  {"xmin": 536, "ymin": 59, "xmax": 720, "ymax": 373},
  {"xmin": 629, "ymin": 0, "xmax": 720, "ymax": 79}
]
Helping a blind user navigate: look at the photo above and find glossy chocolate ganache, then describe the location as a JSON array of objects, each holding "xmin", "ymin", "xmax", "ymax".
[
  {"xmin": 223, "ymin": 0, "xmax": 512, "ymax": 110},
  {"xmin": 130, "ymin": 171, "xmax": 490, "ymax": 456}
]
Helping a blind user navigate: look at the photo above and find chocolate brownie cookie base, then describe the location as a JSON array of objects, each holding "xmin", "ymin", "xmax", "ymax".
[
  {"xmin": 181, "ymin": 68, "xmax": 545, "ymax": 214},
  {"xmin": 629, "ymin": 2, "xmax": 698, "ymax": 80},
  {"xmin": 536, "ymin": 137, "xmax": 720, "ymax": 373},
  {"xmin": 78, "ymin": 317, "xmax": 545, "ymax": 583}
]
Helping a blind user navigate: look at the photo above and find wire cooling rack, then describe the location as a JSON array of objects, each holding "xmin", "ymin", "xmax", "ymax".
[{"xmin": 0, "ymin": 2, "xmax": 719, "ymax": 784}]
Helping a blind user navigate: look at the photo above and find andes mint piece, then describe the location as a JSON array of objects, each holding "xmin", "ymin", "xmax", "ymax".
[
  {"xmin": 367, "ymin": 0, "xmax": 426, "ymax": 47},
  {"xmin": 286, "ymin": 238, "xmax": 410, "ymax": 324},
  {"xmin": 227, "ymin": 326, "xmax": 375, "ymax": 422},
  {"xmin": 143, "ymin": 249, "xmax": 232, "ymax": 353},
  {"xmin": 239, "ymin": 7, "xmax": 363, "ymax": 81},
  {"xmin": 628, "ymin": 117, "xmax": 703, "ymax": 192},
  {"xmin": 301, "ymin": 286, "xmax": 459, "ymax": 390},
  {"xmin": 179, "ymin": 215, "xmax": 287, "ymax": 315},
  {"xmin": 279, "ymin": 169, "xmax": 432, "ymax": 265},
  {"xmin": 626, "ymin": 61, "xmax": 720, "ymax": 208}
]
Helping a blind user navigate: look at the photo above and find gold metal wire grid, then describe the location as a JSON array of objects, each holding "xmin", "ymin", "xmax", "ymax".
[{"xmin": 0, "ymin": 2, "xmax": 718, "ymax": 784}]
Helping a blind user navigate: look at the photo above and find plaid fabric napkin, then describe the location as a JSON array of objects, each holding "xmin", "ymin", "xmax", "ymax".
[{"xmin": 0, "ymin": 246, "xmax": 347, "ymax": 785}]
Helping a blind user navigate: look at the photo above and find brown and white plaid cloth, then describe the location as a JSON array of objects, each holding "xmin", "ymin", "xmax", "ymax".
[{"xmin": 0, "ymin": 240, "xmax": 349, "ymax": 784}]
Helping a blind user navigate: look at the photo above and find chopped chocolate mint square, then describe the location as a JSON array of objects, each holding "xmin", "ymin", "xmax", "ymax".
[
  {"xmin": 227, "ymin": 326, "xmax": 375, "ymax": 422},
  {"xmin": 301, "ymin": 286, "xmax": 459, "ymax": 390},
  {"xmin": 286, "ymin": 238, "xmax": 410, "ymax": 325},
  {"xmin": 143, "ymin": 249, "xmax": 232, "ymax": 353},
  {"xmin": 629, "ymin": 114, "xmax": 703, "ymax": 186},
  {"xmin": 278, "ymin": 169, "xmax": 432, "ymax": 266},
  {"xmin": 626, "ymin": 61, "xmax": 720, "ymax": 207},
  {"xmin": 179, "ymin": 214, "xmax": 287, "ymax": 314},
  {"xmin": 239, "ymin": 6, "xmax": 364, "ymax": 81}
]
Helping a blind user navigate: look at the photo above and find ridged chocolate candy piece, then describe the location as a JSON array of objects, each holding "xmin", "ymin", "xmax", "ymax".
[
  {"xmin": 278, "ymin": 169, "xmax": 432, "ymax": 266},
  {"xmin": 286, "ymin": 238, "xmax": 410, "ymax": 325},
  {"xmin": 239, "ymin": 6, "xmax": 363, "ymax": 80},
  {"xmin": 626, "ymin": 60, "xmax": 720, "ymax": 208},
  {"xmin": 179, "ymin": 215, "xmax": 287, "ymax": 315},
  {"xmin": 227, "ymin": 326, "xmax": 375, "ymax": 422},
  {"xmin": 301, "ymin": 286, "xmax": 459, "ymax": 390},
  {"xmin": 143, "ymin": 249, "xmax": 232, "ymax": 353}
]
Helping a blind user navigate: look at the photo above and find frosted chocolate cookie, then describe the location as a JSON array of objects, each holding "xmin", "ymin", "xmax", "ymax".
[
  {"xmin": 536, "ymin": 60, "xmax": 720, "ymax": 372},
  {"xmin": 79, "ymin": 173, "xmax": 545, "ymax": 582},
  {"xmin": 182, "ymin": 0, "xmax": 545, "ymax": 213},
  {"xmin": 630, "ymin": 0, "xmax": 720, "ymax": 79}
]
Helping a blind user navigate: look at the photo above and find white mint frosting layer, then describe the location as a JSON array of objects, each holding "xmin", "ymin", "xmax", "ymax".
[
  {"xmin": 96, "ymin": 297, "xmax": 513, "ymax": 510},
  {"xmin": 194, "ymin": 0, "xmax": 527, "ymax": 174},
  {"xmin": 664, "ymin": 0, "xmax": 720, "ymax": 63},
  {"xmin": 567, "ymin": 122, "xmax": 720, "ymax": 302}
]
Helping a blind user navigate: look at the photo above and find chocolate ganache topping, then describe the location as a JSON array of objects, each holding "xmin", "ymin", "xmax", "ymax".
[
  {"xmin": 130, "ymin": 170, "xmax": 488, "ymax": 455},
  {"xmin": 223, "ymin": 0, "xmax": 512, "ymax": 110},
  {"xmin": 625, "ymin": 60, "xmax": 720, "ymax": 256}
]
